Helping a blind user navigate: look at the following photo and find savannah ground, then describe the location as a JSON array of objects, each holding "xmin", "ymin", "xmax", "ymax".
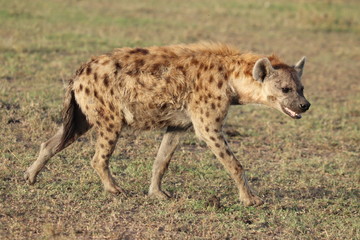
[{"xmin": 0, "ymin": 0, "xmax": 359, "ymax": 239}]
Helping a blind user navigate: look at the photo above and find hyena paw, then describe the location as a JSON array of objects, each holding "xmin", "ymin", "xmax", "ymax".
[
  {"xmin": 24, "ymin": 171, "xmax": 36, "ymax": 185},
  {"xmin": 105, "ymin": 184, "xmax": 128, "ymax": 197},
  {"xmin": 148, "ymin": 190, "xmax": 171, "ymax": 200},
  {"xmin": 240, "ymin": 195, "xmax": 264, "ymax": 207}
]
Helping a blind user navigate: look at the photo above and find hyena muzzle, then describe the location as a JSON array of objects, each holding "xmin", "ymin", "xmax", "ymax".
[{"xmin": 24, "ymin": 43, "xmax": 310, "ymax": 206}]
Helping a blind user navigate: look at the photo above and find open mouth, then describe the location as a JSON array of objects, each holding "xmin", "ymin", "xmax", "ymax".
[{"xmin": 282, "ymin": 106, "xmax": 302, "ymax": 119}]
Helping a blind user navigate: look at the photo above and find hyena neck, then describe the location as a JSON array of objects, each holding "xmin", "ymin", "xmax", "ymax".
[{"xmin": 225, "ymin": 53, "xmax": 273, "ymax": 105}]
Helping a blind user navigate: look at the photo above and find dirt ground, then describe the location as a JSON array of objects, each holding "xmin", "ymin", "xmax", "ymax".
[{"xmin": 0, "ymin": 0, "xmax": 359, "ymax": 239}]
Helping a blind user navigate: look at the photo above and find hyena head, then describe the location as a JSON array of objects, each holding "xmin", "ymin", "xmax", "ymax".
[{"xmin": 252, "ymin": 56, "xmax": 311, "ymax": 119}]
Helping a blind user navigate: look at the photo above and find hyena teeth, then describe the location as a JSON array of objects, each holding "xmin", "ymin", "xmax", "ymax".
[{"xmin": 284, "ymin": 107, "xmax": 302, "ymax": 119}]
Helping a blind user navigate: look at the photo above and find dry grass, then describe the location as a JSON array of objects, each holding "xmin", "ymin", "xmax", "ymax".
[{"xmin": 1, "ymin": 0, "xmax": 359, "ymax": 239}]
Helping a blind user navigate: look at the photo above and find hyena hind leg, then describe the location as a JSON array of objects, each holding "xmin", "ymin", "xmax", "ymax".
[
  {"xmin": 24, "ymin": 126, "xmax": 69, "ymax": 184},
  {"xmin": 148, "ymin": 126, "xmax": 185, "ymax": 199}
]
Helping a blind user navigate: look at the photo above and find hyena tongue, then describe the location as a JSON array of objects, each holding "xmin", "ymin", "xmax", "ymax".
[{"xmin": 284, "ymin": 107, "xmax": 302, "ymax": 119}]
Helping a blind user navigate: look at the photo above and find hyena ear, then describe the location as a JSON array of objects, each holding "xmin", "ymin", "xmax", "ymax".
[
  {"xmin": 294, "ymin": 56, "xmax": 306, "ymax": 78},
  {"xmin": 252, "ymin": 58, "xmax": 274, "ymax": 82}
]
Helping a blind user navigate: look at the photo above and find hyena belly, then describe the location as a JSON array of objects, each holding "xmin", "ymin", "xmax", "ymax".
[{"xmin": 121, "ymin": 102, "xmax": 191, "ymax": 130}]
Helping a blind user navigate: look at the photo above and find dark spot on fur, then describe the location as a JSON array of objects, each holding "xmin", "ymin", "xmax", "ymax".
[
  {"xmin": 210, "ymin": 136, "xmax": 216, "ymax": 141},
  {"xmin": 109, "ymin": 102, "xmax": 115, "ymax": 112},
  {"xmin": 105, "ymin": 116, "xmax": 109, "ymax": 121},
  {"xmin": 217, "ymin": 96, "xmax": 221, "ymax": 101},
  {"xmin": 205, "ymin": 112, "xmax": 210, "ymax": 118},
  {"xmin": 268, "ymin": 96, "xmax": 277, "ymax": 102},
  {"xmin": 94, "ymin": 90, "xmax": 99, "ymax": 99},
  {"xmin": 151, "ymin": 63, "xmax": 161, "ymax": 73},
  {"xmin": 115, "ymin": 61, "xmax": 122, "ymax": 71},
  {"xmin": 160, "ymin": 103, "xmax": 168, "ymax": 110},
  {"xmin": 226, "ymin": 149, "xmax": 232, "ymax": 156},
  {"xmin": 197, "ymin": 72, "xmax": 201, "ymax": 79},
  {"xmin": 109, "ymin": 123, "xmax": 114, "ymax": 128},
  {"xmin": 209, "ymin": 75, "xmax": 214, "ymax": 83},
  {"xmin": 191, "ymin": 59, "xmax": 199, "ymax": 65},
  {"xmin": 215, "ymin": 117, "xmax": 221, "ymax": 122},
  {"xmin": 200, "ymin": 117, "xmax": 204, "ymax": 123},
  {"xmin": 217, "ymin": 81, "xmax": 223, "ymax": 89},
  {"xmin": 106, "ymin": 127, "xmax": 112, "ymax": 132},
  {"xmin": 129, "ymin": 48, "xmax": 149, "ymax": 55},
  {"xmin": 219, "ymin": 152, "xmax": 225, "ymax": 158},
  {"xmin": 98, "ymin": 107, "xmax": 104, "ymax": 115},
  {"xmin": 86, "ymin": 66, "xmax": 92, "ymax": 75},
  {"xmin": 136, "ymin": 77, "xmax": 145, "ymax": 87},
  {"xmin": 94, "ymin": 73, "xmax": 98, "ymax": 82},
  {"xmin": 135, "ymin": 59, "xmax": 145, "ymax": 68},
  {"xmin": 100, "ymin": 144, "xmax": 104, "ymax": 148},
  {"xmin": 218, "ymin": 66, "xmax": 223, "ymax": 72},
  {"xmin": 148, "ymin": 103, "xmax": 155, "ymax": 109},
  {"xmin": 126, "ymin": 69, "xmax": 139, "ymax": 76},
  {"xmin": 100, "ymin": 97, "xmax": 105, "ymax": 105},
  {"xmin": 205, "ymin": 127, "xmax": 209, "ymax": 132},
  {"xmin": 165, "ymin": 77, "xmax": 171, "ymax": 83},
  {"xmin": 85, "ymin": 87, "xmax": 90, "ymax": 95},
  {"xmin": 211, "ymin": 103, "xmax": 216, "ymax": 109},
  {"xmin": 103, "ymin": 74, "xmax": 109, "ymax": 87},
  {"xmin": 176, "ymin": 66, "xmax": 186, "ymax": 76},
  {"xmin": 110, "ymin": 88, "xmax": 114, "ymax": 96},
  {"xmin": 101, "ymin": 154, "xmax": 106, "ymax": 159},
  {"xmin": 96, "ymin": 121, "xmax": 102, "ymax": 126},
  {"xmin": 79, "ymin": 84, "xmax": 83, "ymax": 91},
  {"xmin": 215, "ymin": 143, "xmax": 220, "ymax": 148},
  {"xmin": 102, "ymin": 60, "xmax": 110, "ymax": 65},
  {"xmin": 110, "ymin": 115, "xmax": 115, "ymax": 120},
  {"xmin": 100, "ymin": 131, "xmax": 104, "ymax": 137}
]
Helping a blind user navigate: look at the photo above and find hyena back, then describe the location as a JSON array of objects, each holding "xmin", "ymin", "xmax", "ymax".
[{"xmin": 25, "ymin": 43, "xmax": 310, "ymax": 206}]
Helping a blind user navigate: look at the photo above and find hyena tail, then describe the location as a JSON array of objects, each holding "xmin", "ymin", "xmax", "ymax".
[{"xmin": 57, "ymin": 79, "xmax": 91, "ymax": 151}]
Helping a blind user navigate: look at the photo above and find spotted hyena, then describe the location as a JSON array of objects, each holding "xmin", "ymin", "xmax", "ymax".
[{"xmin": 25, "ymin": 43, "xmax": 310, "ymax": 206}]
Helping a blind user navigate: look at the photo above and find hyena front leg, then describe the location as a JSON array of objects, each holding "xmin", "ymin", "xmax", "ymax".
[
  {"xmin": 192, "ymin": 120, "xmax": 263, "ymax": 207},
  {"xmin": 92, "ymin": 126, "xmax": 126, "ymax": 195},
  {"xmin": 148, "ymin": 126, "xmax": 185, "ymax": 199}
]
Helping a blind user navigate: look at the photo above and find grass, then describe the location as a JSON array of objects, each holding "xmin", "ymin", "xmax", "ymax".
[{"xmin": 1, "ymin": 0, "xmax": 359, "ymax": 239}]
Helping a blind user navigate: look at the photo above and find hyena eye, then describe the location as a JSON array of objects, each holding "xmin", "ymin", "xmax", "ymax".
[{"xmin": 281, "ymin": 87, "xmax": 292, "ymax": 93}]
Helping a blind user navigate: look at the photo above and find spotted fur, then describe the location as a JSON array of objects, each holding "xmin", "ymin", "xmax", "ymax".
[{"xmin": 25, "ymin": 42, "xmax": 310, "ymax": 207}]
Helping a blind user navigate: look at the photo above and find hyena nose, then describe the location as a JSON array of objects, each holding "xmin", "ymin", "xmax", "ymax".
[{"xmin": 299, "ymin": 102, "xmax": 311, "ymax": 111}]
